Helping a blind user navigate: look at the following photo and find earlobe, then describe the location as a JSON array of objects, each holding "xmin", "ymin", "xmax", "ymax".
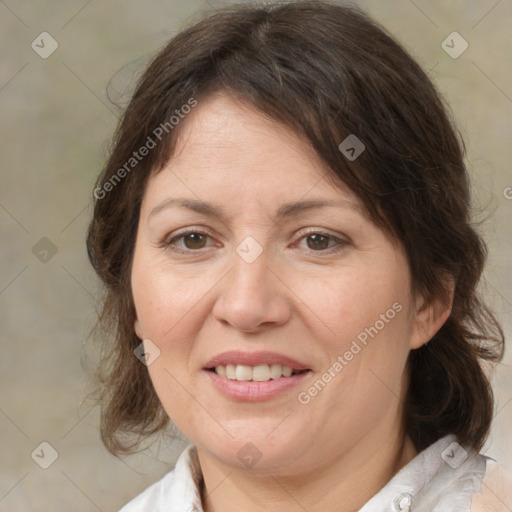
[
  {"xmin": 134, "ymin": 318, "xmax": 144, "ymax": 340},
  {"xmin": 410, "ymin": 281, "xmax": 454, "ymax": 350}
]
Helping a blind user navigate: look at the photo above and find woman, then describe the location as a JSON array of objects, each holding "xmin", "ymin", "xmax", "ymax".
[{"xmin": 86, "ymin": 2, "xmax": 509, "ymax": 511}]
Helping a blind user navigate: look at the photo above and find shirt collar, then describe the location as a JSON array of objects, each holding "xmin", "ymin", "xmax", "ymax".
[
  {"xmin": 171, "ymin": 435, "xmax": 487, "ymax": 512},
  {"xmin": 358, "ymin": 434, "xmax": 488, "ymax": 511},
  {"xmin": 164, "ymin": 444, "xmax": 204, "ymax": 511}
]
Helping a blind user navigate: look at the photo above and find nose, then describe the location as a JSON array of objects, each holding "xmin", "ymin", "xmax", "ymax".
[{"xmin": 212, "ymin": 247, "xmax": 291, "ymax": 333}]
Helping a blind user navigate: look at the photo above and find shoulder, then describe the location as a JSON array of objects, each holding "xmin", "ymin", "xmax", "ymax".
[
  {"xmin": 471, "ymin": 459, "xmax": 512, "ymax": 512},
  {"xmin": 118, "ymin": 468, "xmax": 175, "ymax": 512},
  {"xmin": 118, "ymin": 444, "xmax": 202, "ymax": 512}
]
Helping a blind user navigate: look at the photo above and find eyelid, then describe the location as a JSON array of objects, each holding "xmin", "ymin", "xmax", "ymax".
[
  {"xmin": 295, "ymin": 227, "xmax": 347, "ymax": 240},
  {"xmin": 165, "ymin": 226, "xmax": 214, "ymax": 242}
]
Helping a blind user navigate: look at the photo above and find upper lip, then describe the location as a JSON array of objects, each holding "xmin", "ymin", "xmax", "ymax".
[{"xmin": 204, "ymin": 351, "xmax": 311, "ymax": 371}]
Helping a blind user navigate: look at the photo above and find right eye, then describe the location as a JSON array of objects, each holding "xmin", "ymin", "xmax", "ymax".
[{"xmin": 165, "ymin": 230, "xmax": 215, "ymax": 253}]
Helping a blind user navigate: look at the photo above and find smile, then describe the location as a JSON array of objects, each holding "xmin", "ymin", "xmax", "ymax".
[
  {"xmin": 212, "ymin": 363, "xmax": 306, "ymax": 382},
  {"xmin": 203, "ymin": 351, "xmax": 312, "ymax": 401}
]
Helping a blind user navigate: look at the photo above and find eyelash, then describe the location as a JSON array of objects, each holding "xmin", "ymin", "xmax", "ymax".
[{"xmin": 162, "ymin": 228, "xmax": 348, "ymax": 255}]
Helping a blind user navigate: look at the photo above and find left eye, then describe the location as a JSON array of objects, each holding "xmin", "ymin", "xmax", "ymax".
[{"xmin": 297, "ymin": 233, "xmax": 344, "ymax": 251}]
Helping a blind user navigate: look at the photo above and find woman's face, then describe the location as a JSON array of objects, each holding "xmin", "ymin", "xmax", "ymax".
[{"xmin": 131, "ymin": 93, "xmax": 439, "ymax": 474}]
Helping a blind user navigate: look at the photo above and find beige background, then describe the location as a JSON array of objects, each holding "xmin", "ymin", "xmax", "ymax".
[{"xmin": 1, "ymin": 0, "xmax": 511, "ymax": 510}]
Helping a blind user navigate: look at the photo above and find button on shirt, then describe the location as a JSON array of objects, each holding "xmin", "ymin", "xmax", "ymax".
[{"xmin": 119, "ymin": 435, "xmax": 510, "ymax": 512}]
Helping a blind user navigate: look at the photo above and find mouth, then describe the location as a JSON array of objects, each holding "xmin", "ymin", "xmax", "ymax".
[
  {"xmin": 203, "ymin": 351, "xmax": 312, "ymax": 401},
  {"xmin": 206, "ymin": 363, "xmax": 308, "ymax": 382}
]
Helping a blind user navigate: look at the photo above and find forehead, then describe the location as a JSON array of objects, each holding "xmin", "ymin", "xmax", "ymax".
[
  {"xmin": 174, "ymin": 93, "xmax": 321, "ymax": 172},
  {"xmin": 144, "ymin": 93, "xmax": 363, "ymax": 211}
]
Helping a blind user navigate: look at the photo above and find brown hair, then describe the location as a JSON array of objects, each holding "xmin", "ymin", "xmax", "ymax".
[{"xmin": 86, "ymin": 0, "xmax": 504, "ymax": 455}]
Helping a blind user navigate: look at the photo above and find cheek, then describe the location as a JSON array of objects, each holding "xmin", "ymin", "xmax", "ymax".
[
  {"xmin": 131, "ymin": 257, "xmax": 211, "ymax": 424},
  {"xmin": 294, "ymin": 265, "xmax": 405, "ymax": 351},
  {"xmin": 294, "ymin": 262, "xmax": 413, "ymax": 409},
  {"xmin": 131, "ymin": 256, "xmax": 213, "ymax": 342}
]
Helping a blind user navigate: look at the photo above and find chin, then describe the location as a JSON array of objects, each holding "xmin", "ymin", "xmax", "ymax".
[{"xmin": 193, "ymin": 420, "xmax": 314, "ymax": 472}]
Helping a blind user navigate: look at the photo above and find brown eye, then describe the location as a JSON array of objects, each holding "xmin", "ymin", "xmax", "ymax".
[
  {"xmin": 297, "ymin": 231, "xmax": 348, "ymax": 254},
  {"xmin": 306, "ymin": 234, "xmax": 331, "ymax": 250},
  {"xmin": 164, "ymin": 229, "xmax": 217, "ymax": 254},
  {"xmin": 183, "ymin": 233, "xmax": 207, "ymax": 249}
]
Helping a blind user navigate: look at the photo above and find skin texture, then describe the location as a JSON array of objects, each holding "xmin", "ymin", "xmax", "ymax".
[{"xmin": 131, "ymin": 93, "xmax": 452, "ymax": 512}]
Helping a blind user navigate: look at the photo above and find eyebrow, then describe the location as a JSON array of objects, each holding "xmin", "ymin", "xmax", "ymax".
[{"xmin": 148, "ymin": 197, "xmax": 365, "ymax": 223}]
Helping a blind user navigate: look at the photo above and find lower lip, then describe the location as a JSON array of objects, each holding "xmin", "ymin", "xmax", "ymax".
[{"xmin": 204, "ymin": 370, "xmax": 312, "ymax": 402}]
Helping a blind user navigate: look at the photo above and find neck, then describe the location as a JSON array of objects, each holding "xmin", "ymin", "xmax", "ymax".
[{"xmin": 198, "ymin": 426, "xmax": 417, "ymax": 512}]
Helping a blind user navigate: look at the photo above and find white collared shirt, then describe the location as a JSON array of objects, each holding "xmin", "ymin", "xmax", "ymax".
[{"xmin": 119, "ymin": 435, "xmax": 512, "ymax": 511}]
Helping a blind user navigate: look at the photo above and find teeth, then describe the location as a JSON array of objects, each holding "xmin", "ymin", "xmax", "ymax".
[
  {"xmin": 270, "ymin": 363, "xmax": 282, "ymax": 379},
  {"xmin": 214, "ymin": 363, "xmax": 299, "ymax": 381},
  {"xmin": 252, "ymin": 364, "xmax": 270, "ymax": 382},
  {"xmin": 282, "ymin": 365, "xmax": 293, "ymax": 377},
  {"xmin": 235, "ymin": 365, "xmax": 253, "ymax": 381},
  {"xmin": 226, "ymin": 364, "xmax": 236, "ymax": 380}
]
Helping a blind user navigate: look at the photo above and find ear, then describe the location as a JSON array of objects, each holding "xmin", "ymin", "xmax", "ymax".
[
  {"xmin": 409, "ymin": 279, "xmax": 454, "ymax": 350},
  {"xmin": 134, "ymin": 318, "xmax": 144, "ymax": 340}
]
